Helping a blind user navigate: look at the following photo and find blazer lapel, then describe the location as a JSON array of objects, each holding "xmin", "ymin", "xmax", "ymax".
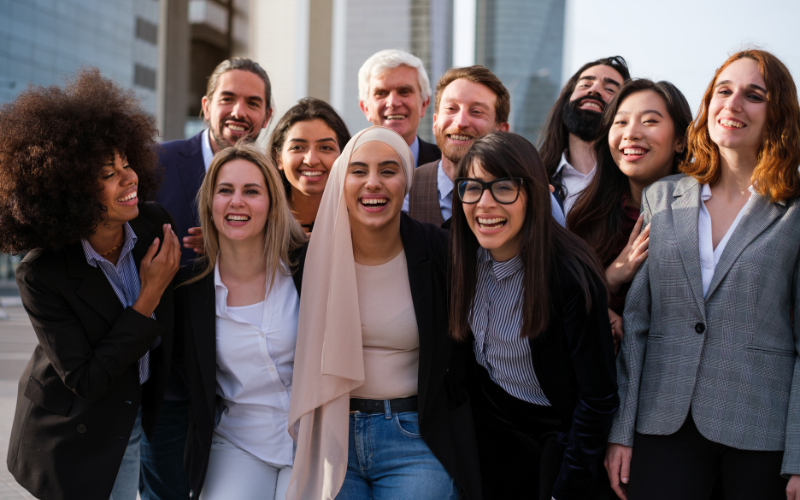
[
  {"xmin": 400, "ymin": 216, "xmax": 437, "ymax": 411},
  {"xmin": 670, "ymin": 177, "xmax": 706, "ymax": 316},
  {"xmin": 704, "ymin": 194, "xmax": 785, "ymax": 301},
  {"xmin": 66, "ymin": 243, "xmax": 124, "ymax": 325},
  {"xmin": 176, "ymin": 133, "xmax": 206, "ymax": 220},
  {"xmin": 188, "ymin": 272, "xmax": 218, "ymax": 413}
]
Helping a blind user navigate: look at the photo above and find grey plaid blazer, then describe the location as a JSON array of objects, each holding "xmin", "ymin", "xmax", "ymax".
[{"xmin": 608, "ymin": 174, "xmax": 800, "ymax": 476}]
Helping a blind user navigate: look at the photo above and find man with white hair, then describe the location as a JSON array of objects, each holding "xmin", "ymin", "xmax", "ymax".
[{"xmin": 358, "ymin": 49, "xmax": 441, "ymax": 167}]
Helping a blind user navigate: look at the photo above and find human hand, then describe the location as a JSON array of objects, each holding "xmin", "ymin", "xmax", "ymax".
[
  {"xmin": 606, "ymin": 215, "xmax": 649, "ymax": 294},
  {"xmin": 609, "ymin": 308, "xmax": 623, "ymax": 353},
  {"xmin": 549, "ymin": 184, "xmax": 555, "ymax": 194},
  {"xmin": 787, "ymin": 474, "xmax": 800, "ymax": 500},
  {"xmin": 604, "ymin": 443, "xmax": 633, "ymax": 500},
  {"xmin": 134, "ymin": 224, "xmax": 180, "ymax": 317},
  {"xmin": 183, "ymin": 226, "xmax": 205, "ymax": 255}
]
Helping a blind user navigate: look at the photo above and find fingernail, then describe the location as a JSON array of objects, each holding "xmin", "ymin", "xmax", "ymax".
[{"xmin": 153, "ymin": 238, "xmax": 158, "ymax": 244}]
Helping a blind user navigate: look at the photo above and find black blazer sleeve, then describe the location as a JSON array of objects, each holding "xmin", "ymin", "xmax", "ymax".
[{"xmin": 534, "ymin": 263, "xmax": 618, "ymax": 500}]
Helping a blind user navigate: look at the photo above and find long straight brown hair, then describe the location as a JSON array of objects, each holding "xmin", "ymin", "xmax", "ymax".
[{"xmin": 449, "ymin": 132, "xmax": 606, "ymax": 341}]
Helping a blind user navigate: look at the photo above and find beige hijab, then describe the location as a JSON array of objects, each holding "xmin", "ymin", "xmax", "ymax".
[{"xmin": 287, "ymin": 127, "xmax": 415, "ymax": 500}]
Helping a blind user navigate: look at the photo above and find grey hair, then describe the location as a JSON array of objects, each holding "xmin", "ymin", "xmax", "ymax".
[
  {"xmin": 205, "ymin": 57, "xmax": 273, "ymax": 109},
  {"xmin": 357, "ymin": 49, "xmax": 431, "ymax": 103}
]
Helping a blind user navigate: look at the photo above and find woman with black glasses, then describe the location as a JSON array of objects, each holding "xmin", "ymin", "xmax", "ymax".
[{"xmin": 449, "ymin": 132, "xmax": 618, "ymax": 500}]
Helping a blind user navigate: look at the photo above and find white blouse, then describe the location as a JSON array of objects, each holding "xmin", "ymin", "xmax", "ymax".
[
  {"xmin": 698, "ymin": 184, "xmax": 755, "ymax": 296},
  {"xmin": 213, "ymin": 263, "xmax": 299, "ymax": 466}
]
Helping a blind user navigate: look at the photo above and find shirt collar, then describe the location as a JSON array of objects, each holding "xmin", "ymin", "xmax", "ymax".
[
  {"xmin": 201, "ymin": 128, "xmax": 215, "ymax": 172},
  {"xmin": 700, "ymin": 183, "xmax": 755, "ymax": 202},
  {"xmin": 437, "ymin": 160, "xmax": 454, "ymax": 200},
  {"xmin": 554, "ymin": 150, "xmax": 596, "ymax": 178},
  {"xmin": 478, "ymin": 247, "xmax": 523, "ymax": 281},
  {"xmin": 409, "ymin": 135, "xmax": 420, "ymax": 167},
  {"xmin": 81, "ymin": 223, "xmax": 137, "ymax": 267}
]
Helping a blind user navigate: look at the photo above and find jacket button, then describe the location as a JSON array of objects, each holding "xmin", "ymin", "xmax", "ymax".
[
  {"xmin": 77, "ymin": 424, "xmax": 87, "ymax": 434},
  {"xmin": 695, "ymin": 323, "xmax": 705, "ymax": 334}
]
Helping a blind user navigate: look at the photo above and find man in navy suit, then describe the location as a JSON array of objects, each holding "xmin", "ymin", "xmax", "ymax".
[
  {"xmin": 142, "ymin": 57, "xmax": 273, "ymax": 500},
  {"xmin": 358, "ymin": 49, "xmax": 441, "ymax": 168}
]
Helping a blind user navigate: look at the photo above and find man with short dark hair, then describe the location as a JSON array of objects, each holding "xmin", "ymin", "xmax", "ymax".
[
  {"xmin": 538, "ymin": 56, "xmax": 630, "ymax": 216},
  {"xmin": 142, "ymin": 57, "xmax": 273, "ymax": 500},
  {"xmin": 404, "ymin": 65, "xmax": 565, "ymax": 227},
  {"xmin": 358, "ymin": 49, "xmax": 440, "ymax": 167}
]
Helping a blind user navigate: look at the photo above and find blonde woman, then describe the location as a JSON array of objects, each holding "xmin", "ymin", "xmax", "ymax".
[{"xmin": 177, "ymin": 144, "xmax": 307, "ymax": 499}]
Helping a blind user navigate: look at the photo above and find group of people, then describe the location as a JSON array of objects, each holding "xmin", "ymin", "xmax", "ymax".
[{"xmin": 0, "ymin": 43, "xmax": 799, "ymax": 500}]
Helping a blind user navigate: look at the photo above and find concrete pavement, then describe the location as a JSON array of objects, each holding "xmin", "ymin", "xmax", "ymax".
[{"xmin": 0, "ymin": 303, "xmax": 35, "ymax": 499}]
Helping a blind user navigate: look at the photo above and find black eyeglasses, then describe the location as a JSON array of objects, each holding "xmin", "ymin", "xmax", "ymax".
[{"xmin": 455, "ymin": 177, "xmax": 524, "ymax": 204}]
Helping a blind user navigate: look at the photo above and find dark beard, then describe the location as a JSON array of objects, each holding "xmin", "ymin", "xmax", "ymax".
[{"xmin": 562, "ymin": 97, "xmax": 603, "ymax": 142}]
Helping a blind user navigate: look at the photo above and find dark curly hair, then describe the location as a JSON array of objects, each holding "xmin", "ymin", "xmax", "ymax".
[{"xmin": 0, "ymin": 68, "xmax": 160, "ymax": 253}]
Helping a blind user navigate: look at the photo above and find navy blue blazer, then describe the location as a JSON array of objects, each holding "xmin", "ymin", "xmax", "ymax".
[{"xmin": 156, "ymin": 131, "xmax": 206, "ymax": 266}]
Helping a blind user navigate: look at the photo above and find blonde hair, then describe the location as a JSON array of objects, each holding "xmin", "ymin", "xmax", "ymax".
[{"xmin": 185, "ymin": 143, "xmax": 307, "ymax": 290}]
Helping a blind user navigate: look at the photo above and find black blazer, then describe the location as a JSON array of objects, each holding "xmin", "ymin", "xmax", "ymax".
[
  {"xmin": 179, "ymin": 255, "xmax": 303, "ymax": 496},
  {"xmin": 528, "ymin": 257, "xmax": 618, "ymax": 500},
  {"xmin": 417, "ymin": 136, "xmax": 441, "ymax": 167},
  {"xmin": 295, "ymin": 213, "xmax": 482, "ymax": 499},
  {"xmin": 7, "ymin": 202, "xmax": 176, "ymax": 500},
  {"xmin": 156, "ymin": 131, "xmax": 206, "ymax": 266}
]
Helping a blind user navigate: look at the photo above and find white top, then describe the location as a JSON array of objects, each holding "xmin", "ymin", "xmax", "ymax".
[
  {"xmin": 213, "ymin": 263, "xmax": 299, "ymax": 466},
  {"xmin": 698, "ymin": 183, "xmax": 755, "ymax": 296},
  {"xmin": 202, "ymin": 129, "xmax": 214, "ymax": 171},
  {"xmin": 555, "ymin": 151, "xmax": 596, "ymax": 216}
]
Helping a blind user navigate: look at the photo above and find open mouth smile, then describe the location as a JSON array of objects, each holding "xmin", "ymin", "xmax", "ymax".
[
  {"xmin": 621, "ymin": 147, "xmax": 649, "ymax": 160},
  {"xmin": 719, "ymin": 118, "xmax": 745, "ymax": 129},
  {"xmin": 116, "ymin": 190, "xmax": 138, "ymax": 205},
  {"xmin": 359, "ymin": 196, "xmax": 389, "ymax": 212},
  {"xmin": 385, "ymin": 114, "xmax": 407, "ymax": 121},
  {"xmin": 300, "ymin": 170, "xmax": 325, "ymax": 180},
  {"xmin": 477, "ymin": 216, "xmax": 507, "ymax": 229}
]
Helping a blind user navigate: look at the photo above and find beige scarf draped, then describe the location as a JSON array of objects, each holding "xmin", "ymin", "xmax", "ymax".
[{"xmin": 287, "ymin": 126, "xmax": 416, "ymax": 500}]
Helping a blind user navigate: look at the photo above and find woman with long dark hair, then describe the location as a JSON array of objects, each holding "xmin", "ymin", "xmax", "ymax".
[
  {"xmin": 449, "ymin": 132, "xmax": 618, "ymax": 499},
  {"xmin": 0, "ymin": 69, "xmax": 180, "ymax": 500},
  {"xmin": 605, "ymin": 49, "xmax": 800, "ymax": 500},
  {"xmin": 568, "ymin": 79, "xmax": 692, "ymax": 335},
  {"xmin": 267, "ymin": 97, "xmax": 351, "ymax": 233}
]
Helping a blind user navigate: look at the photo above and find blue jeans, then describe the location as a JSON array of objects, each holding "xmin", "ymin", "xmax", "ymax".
[
  {"xmin": 110, "ymin": 407, "xmax": 142, "ymax": 500},
  {"xmin": 336, "ymin": 408, "xmax": 459, "ymax": 500},
  {"xmin": 139, "ymin": 398, "xmax": 191, "ymax": 500}
]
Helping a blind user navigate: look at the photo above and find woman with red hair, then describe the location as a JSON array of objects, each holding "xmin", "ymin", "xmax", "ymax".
[{"xmin": 605, "ymin": 49, "xmax": 800, "ymax": 500}]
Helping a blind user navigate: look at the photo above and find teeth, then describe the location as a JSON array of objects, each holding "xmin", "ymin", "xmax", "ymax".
[
  {"xmin": 361, "ymin": 198, "xmax": 387, "ymax": 205},
  {"xmin": 117, "ymin": 191, "xmax": 137, "ymax": 202},
  {"xmin": 623, "ymin": 148, "xmax": 646, "ymax": 155},
  {"xmin": 449, "ymin": 134, "xmax": 472, "ymax": 141},
  {"xmin": 301, "ymin": 171, "xmax": 323, "ymax": 177},
  {"xmin": 721, "ymin": 119, "xmax": 744, "ymax": 128},
  {"xmin": 386, "ymin": 115, "xmax": 406, "ymax": 120},
  {"xmin": 226, "ymin": 215, "xmax": 250, "ymax": 221},
  {"xmin": 227, "ymin": 124, "xmax": 246, "ymax": 131},
  {"xmin": 477, "ymin": 217, "xmax": 506, "ymax": 224},
  {"xmin": 582, "ymin": 102, "xmax": 601, "ymax": 111}
]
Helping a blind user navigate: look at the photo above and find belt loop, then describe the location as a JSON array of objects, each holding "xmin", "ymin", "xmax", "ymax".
[{"xmin": 383, "ymin": 399, "xmax": 392, "ymax": 419}]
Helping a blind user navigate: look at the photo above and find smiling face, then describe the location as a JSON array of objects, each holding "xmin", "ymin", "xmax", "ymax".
[
  {"xmin": 462, "ymin": 160, "xmax": 526, "ymax": 262},
  {"xmin": 563, "ymin": 64, "xmax": 624, "ymax": 142},
  {"xmin": 707, "ymin": 58, "xmax": 767, "ymax": 157},
  {"xmin": 344, "ymin": 141, "xmax": 407, "ymax": 232},
  {"xmin": 434, "ymin": 79, "xmax": 506, "ymax": 165},
  {"xmin": 97, "ymin": 152, "xmax": 139, "ymax": 225},
  {"xmin": 202, "ymin": 70, "xmax": 272, "ymax": 153},
  {"xmin": 278, "ymin": 119, "xmax": 341, "ymax": 199},
  {"xmin": 211, "ymin": 159, "xmax": 270, "ymax": 245},
  {"xmin": 609, "ymin": 90, "xmax": 683, "ymax": 187},
  {"xmin": 360, "ymin": 65, "xmax": 429, "ymax": 146}
]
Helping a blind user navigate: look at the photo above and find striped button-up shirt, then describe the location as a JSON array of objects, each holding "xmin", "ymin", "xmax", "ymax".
[
  {"xmin": 470, "ymin": 247, "xmax": 551, "ymax": 406},
  {"xmin": 81, "ymin": 223, "xmax": 156, "ymax": 384}
]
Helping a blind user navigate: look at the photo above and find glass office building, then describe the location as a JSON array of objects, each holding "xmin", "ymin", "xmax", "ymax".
[
  {"xmin": 476, "ymin": 0, "xmax": 565, "ymax": 144},
  {"xmin": 0, "ymin": 0, "xmax": 160, "ymax": 116}
]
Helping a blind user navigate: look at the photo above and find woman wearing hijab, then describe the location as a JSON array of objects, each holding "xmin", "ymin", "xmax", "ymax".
[{"xmin": 287, "ymin": 126, "xmax": 481, "ymax": 500}]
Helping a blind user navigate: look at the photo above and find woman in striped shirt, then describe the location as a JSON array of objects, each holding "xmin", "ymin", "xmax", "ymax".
[{"xmin": 449, "ymin": 132, "xmax": 618, "ymax": 500}]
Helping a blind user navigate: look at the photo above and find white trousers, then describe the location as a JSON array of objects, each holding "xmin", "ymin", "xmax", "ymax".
[{"xmin": 199, "ymin": 433, "xmax": 292, "ymax": 500}]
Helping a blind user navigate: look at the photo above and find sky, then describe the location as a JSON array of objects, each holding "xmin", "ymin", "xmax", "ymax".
[{"xmin": 563, "ymin": 0, "xmax": 800, "ymax": 113}]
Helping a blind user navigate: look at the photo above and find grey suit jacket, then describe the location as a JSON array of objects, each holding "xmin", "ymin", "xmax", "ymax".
[{"xmin": 609, "ymin": 174, "xmax": 800, "ymax": 476}]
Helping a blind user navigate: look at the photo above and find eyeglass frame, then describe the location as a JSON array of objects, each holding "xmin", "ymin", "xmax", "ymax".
[{"xmin": 454, "ymin": 177, "xmax": 525, "ymax": 205}]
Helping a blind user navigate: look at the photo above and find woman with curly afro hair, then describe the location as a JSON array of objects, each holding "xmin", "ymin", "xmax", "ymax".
[{"xmin": 0, "ymin": 68, "xmax": 181, "ymax": 500}]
